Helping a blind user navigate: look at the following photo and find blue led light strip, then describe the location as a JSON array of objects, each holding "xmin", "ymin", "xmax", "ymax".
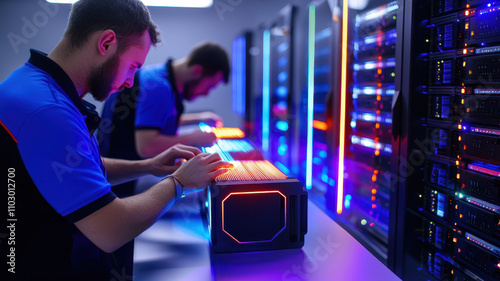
[
  {"xmin": 232, "ymin": 36, "xmax": 246, "ymax": 116},
  {"xmin": 306, "ymin": 5, "xmax": 315, "ymax": 190},
  {"xmin": 262, "ymin": 30, "xmax": 271, "ymax": 152}
]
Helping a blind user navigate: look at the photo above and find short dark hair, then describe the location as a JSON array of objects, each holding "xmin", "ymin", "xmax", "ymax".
[
  {"xmin": 186, "ymin": 42, "xmax": 230, "ymax": 83},
  {"xmin": 65, "ymin": 0, "xmax": 160, "ymax": 53}
]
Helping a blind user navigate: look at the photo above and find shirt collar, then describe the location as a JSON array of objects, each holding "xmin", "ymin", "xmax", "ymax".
[{"xmin": 28, "ymin": 49, "xmax": 101, "ymax": 135}]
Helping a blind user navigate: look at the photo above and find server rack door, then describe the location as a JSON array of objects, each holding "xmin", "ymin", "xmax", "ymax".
[
  {"xmin": 300, "ymin": 0, "xmax": 339, "ymax": 207},
  {"xmin": 402, "ymin": 0, "xmax": 500, "ymax": 280},
  {"xmin": 333, "ymin": 0, "xmax": 401, "ymax": 265},
  {"xmin": 263, "ymin": 5, "xmax": 295, "ymax": 175}
]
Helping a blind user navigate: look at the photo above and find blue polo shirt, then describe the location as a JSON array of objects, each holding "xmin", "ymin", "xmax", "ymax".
[
  {"xmin": 0, "ymin": 49, "xmax": 116, "ymax": 280},
  {"xmin": 135, "ymin": 61, "xmax": 183, "ymax": 134}
]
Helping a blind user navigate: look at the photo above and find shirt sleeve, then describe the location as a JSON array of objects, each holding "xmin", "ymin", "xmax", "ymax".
[
  {"xmin": 135, "ymin": 66, "xmax": 177, "ymax": 130},
  {"xmin": 17, "ymin": 104, "xmax": 115, "ymax": 222}
]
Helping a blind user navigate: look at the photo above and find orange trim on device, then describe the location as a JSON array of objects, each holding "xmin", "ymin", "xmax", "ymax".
[{"xmin": 0, "ymin": 120, "xmax": 17, "ymax": 143}]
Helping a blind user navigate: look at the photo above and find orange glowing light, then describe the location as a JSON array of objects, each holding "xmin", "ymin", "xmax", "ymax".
[
  {"xmin": 376, "ymin": 110, "xmax": 381, "ymax": 115},
  {"xmin": 212, "ymin": 127, "xmax": 245, "ymax": 139},
  {"xmin": 377, "ymin": 69, "xmax": 382, "ymax": 75},
  {"xmin": 312, "ymin": 120, "xmax": 328, "ymax": 131},
  {"xmin": 371, "ymin": 196, "xmax": 376, "ymax": 201},
  {"xmin": 471, "ymin": 31, "xmax": 474, "ymax": 36},
  {"xmin": 465, "ymin": 10, "xmax": 470, "ymax": 16},
  {"xmin": 456, "ymin": 160, "xmax": 459, "ymax": 166},
  {"xmin": 458, "ymin": 124, "xmax": 462, "ymax": 130},
  {"xmin": 461, "ymin": 88, "xmax": 465, "ymax": 94},
  {"xmin": 463, "ymin": 49, "xmax": 467, "ymax": 55},
  {"xmin": 375, "ymin": 123, "xmax": 380, "ymax": 129},
  {"xmin": 457, "ymin": 174, "xmax": 461, "ymax": 179},
  {"xmin": 372, "ymin": 204, "xmax": 377, "ymax": 209},
  {"xmin": 378, "ymin": 56, "xmax": 382, "ymax": 61},
  {"xmin": 465, "ymin": 23, "xmax": 469, "ymax": 30},
  {"xmin": 215, "ymin": 160, "xmax": 287, "ymax": 181},
  {"xmin": 374, "ymin": 170, "xmax": 379, "ymax": 174},
  {"xmin": 377, "ymin": 83, "xmax": 382, "ymax": 87},
  {"xmin": 375, "ymin": 150, "xmax": 380, "ymax": 156},
  {"xmin": 453, "ymin": 238, "xmax": 457, "ymax": 243},
  {"xmin": 458, "ymin": 136, "xmax": 462, "ymax": 141},
  {"xmin": 376, "ymin": 95, "xmax": 381, "ymax": 101},
  {"xmin": 337, "ymin": 0, "xmax": 349, "ymax": 215},
  {"xmin": 372, "ymin": 174, "xmax": 377, "ymax": 182},
  {"xmin": 460, "ymin": 214, "xmax": 463, "ymax": 219},
  {"xmin": 372, "ymin": 189, "xmax": 377, "ymax": 194}
]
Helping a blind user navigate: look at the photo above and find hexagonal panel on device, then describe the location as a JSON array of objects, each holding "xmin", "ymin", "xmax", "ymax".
[{"xmin": 222, "ymin": 191, "xmax": 286, "ymax": 243}]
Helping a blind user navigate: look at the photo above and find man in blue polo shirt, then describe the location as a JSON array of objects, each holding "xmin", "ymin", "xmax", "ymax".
[
  {"xmin": 99, "ymin": 42, "xmax": 230, "ymax": 164},
  {"xmin": 98, "ymin": 43, "xmax": 229, "ymax": 197},
  {"xmin": 0, "ymin": 1, "xmax": 231, "ymax": 280}
]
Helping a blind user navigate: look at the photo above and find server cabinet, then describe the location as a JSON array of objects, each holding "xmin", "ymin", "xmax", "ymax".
[
  {"xmin": 329, "ymin": 0, "xmax": 402, "ymax": 265},
  {"xmin": 401, "ymin": 0, "xmax": 500, "ymax": 280},
  {"xmin": 300, "ymin": 0, "xmax": 340, "ymax": 206}
]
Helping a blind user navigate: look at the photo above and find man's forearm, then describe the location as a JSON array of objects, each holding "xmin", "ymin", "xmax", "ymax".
[
  {"xmin": 102, "ymin": 157, "xmax": 152, "ymax": 185},
  {"xmin": 75, "ymin": 176, "xmax": 178, "ymax": 253},
  {"xmin": 178, "ymin": 112, "xmax": 202, "ymax": 126}
]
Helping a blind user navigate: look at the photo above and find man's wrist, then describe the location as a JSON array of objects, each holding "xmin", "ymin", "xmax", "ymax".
[{"xmin": 168, "ymin": 175, "xmax": 186, "ymax": 200}]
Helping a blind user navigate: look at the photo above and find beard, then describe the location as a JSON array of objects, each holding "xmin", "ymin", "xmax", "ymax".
[
  {"xmin": 88, "ymin": 52, "xmax": 120, "ymax": 102},
  {"xmin": 182, "ymin": 78, "xmax": 201, "ymax": 101}
]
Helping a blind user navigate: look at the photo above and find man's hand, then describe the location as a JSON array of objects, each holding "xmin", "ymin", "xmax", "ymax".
[
  {"xmin": 145, "ymin": 144, "xmax": 202, "ymax": 177},
  {"xmin": 172, "ymin": 153, "xmax": 233, "ymax": 193}
]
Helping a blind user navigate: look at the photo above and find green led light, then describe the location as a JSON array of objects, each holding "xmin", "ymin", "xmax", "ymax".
[
  {"xmin": 393, "ymin": 15, "xmax": 396, "ymax": 20},
  {"xmin": 391, "ymin": 72, "xmax": 395, "ymax": 77},
  {"xmin": 361, "ymin": 219, "xmax": 367, "ymax": 225},
  {"xmin": 459, "ymin": 193, "xmax": 464, "ymax": 199},
  {"xmin": 426, "ymin": 39, "xmax": 429, "ymax": 42}
]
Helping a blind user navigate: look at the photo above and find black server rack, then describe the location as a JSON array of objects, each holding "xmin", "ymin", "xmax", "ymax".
[
  {"xmin": 401, "ymin": 1, "xmax": 500, "ymax": 280},
  {"xmin": 332, "ymin": 0, "xmax": 400, "ymax": 264},
  {"xmin": 232, "ymin": 32, "xmax": 253, "ymax": 137},
  {"xmin": 262, "ymin": 5, "xmax": 295, "ymax": 175},
  {"xmin": 299, "ymin": 0, "xmax": 338, "ymax": 204}
]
